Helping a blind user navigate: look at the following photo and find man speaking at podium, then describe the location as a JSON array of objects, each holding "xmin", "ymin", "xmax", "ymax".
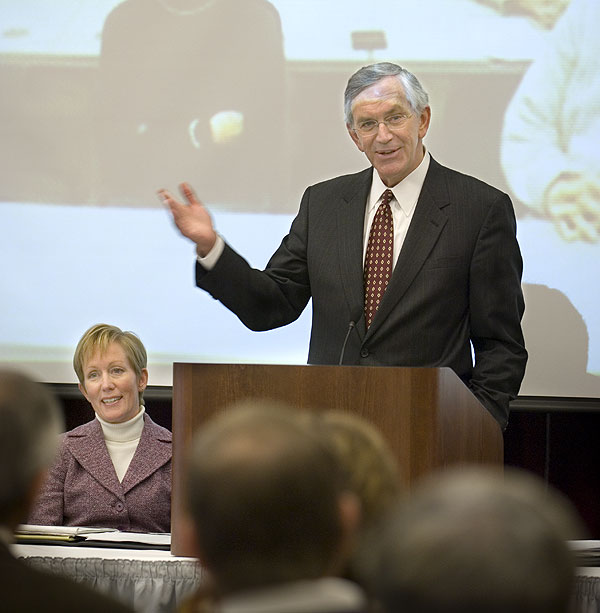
[{"xmin": 161, "ymin": 62, "xmax": 527, "ymax": 430}]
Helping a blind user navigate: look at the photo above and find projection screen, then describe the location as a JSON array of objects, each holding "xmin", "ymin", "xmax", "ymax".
[{"xmin": 1, "ymin": 0, "xmax": 599, "ymax": 398}]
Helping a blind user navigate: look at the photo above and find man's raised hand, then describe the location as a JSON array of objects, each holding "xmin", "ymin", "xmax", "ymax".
[{"xmin": 159, "ymin": 182, "xmax": 217, "ymax": 256}]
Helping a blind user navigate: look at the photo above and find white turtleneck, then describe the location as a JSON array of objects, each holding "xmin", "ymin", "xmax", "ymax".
[{"xmin": 96, "ymin": 407, "xmax": 145, "ymax": 482}]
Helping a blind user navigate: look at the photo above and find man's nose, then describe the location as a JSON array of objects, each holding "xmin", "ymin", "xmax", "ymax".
[{"xmin": 375, "ymin": 122, "xmax": 393, "ymax": 140}]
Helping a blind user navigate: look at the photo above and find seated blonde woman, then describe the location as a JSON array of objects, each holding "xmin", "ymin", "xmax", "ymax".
[{"xmin": 29, "ymin": 324, "xmax": 171, "ymax": 532}]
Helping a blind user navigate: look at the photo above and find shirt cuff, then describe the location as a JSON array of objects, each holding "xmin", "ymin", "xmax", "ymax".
[{"xmin": 196, "ymin": 234, "xmax": 224, "ymax": 270}]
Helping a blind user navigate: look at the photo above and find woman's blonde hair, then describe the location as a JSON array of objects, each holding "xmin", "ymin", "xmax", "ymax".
[{"xmin": 73, "ymin": 323, "xmax": 147, "ymax": 404}]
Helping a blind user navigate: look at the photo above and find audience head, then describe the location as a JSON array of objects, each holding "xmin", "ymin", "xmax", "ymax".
[
  {"xmin": 73, "ymin": 323, "xmax": 148, "ymax": 419},
  {"xmin": 315, "ymin": 410, "xmax": 401, "ymax": 530},
  {"xmin": 186, "ymin": 401, "xmax": 360, "ymax": 595},
  {"xmin": 0, "ymin": 369, "xmax": 63, "ymax": 527},
  {"xmin": 344, "ymin": 62, "xmax": 430, "ymax": 127},
  {"xmin": 311, "ymin": 410, "xmax": 403, "ymax": 592},
  {"xmin": 368, "ymin": 466, "xmax": 584, "ymax": 613}
]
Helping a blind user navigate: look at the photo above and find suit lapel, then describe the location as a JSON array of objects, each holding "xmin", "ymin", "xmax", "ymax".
[
  {"xmin": 366, "ymin": 158, "xmax": 450, "ymax": 335},
  {"xmin": 66, "ymin": 420, "xmax": 123, "ymax": 499},
  {"xmin": 121, "ymin": 415, "xmax": 171, "ymax": 494},
  {"xmin": 337, "ymin": 168, "xmax": 373, "ymax": 335}
]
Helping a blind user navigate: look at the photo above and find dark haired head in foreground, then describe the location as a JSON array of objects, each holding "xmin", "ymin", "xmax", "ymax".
[
  {"xmin": 367, "ymin": 466, "xmax": 584, "ymax": 613},
  {"xmin": 0, "ymin": 369, "xmax": 132, "ymax": 612},
  {"xmin": 184, "ymin": 401, "xmax": 367, "ymax": 612}
]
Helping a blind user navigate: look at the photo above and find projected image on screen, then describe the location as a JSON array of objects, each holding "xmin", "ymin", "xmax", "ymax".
[
  {"xmin": 0, "ymin": 0, "xmax": 599, "ymax": 398},
  {"xmin": 96, "ymin": 0, "xmax": 286, "ymax": 209}
]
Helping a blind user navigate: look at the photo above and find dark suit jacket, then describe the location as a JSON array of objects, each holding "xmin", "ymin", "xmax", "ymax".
[
  {"xmin": 0, "ymin": 541, "xmax": 132, "ymax": 612},
  {"xmin": 28, "ymin": 414, "xmax": 171, "ymax": 532},
  {"xmin": 197, "ymin": 158, "xmax": 527, "ymax": 428}
]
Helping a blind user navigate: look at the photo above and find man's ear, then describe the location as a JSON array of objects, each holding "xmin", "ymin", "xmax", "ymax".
[
  {"xmin": 347, "ymin": 125, "xmax": 365, "ymax": 152},
  {"xmin": 328, "ymin": 491, "xmax": 362, "ymax": 575},
  {"xmin": 418, "ymin": 106, "xmax": 431, "ymax": 139},
  {"xmin": 339, "ymin": 490, "xmax": 362, "ymax": 542}
]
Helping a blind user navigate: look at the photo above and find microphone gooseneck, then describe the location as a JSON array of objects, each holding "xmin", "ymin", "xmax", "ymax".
[{"xmin": 338, "ymin": 321, "xmax": 356, "ymax": 366}]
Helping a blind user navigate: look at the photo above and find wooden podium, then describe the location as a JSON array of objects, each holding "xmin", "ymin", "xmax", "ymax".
[{"xmin": 171, "ymin": 363, "xmax": 502, "ymax": 555}]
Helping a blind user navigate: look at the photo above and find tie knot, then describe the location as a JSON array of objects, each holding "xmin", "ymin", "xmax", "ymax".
[{"xmin": 381, "ymin": 189, "xmax": 393, "ymax": 206}]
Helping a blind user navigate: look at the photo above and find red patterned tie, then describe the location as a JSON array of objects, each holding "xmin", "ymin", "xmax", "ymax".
[{"xmin": 364, "ymin": 189, "xmax": 394, "ymax": 328}]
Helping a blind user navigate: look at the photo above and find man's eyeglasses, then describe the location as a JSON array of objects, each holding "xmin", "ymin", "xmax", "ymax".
[{"xmin": 353, "ymin": 113, "xmax": 412, "ymax": 136}]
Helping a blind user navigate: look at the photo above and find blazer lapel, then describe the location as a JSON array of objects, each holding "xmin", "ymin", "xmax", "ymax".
[
  {"xmin": 121, "ymin": 415, "xmax": 171, "ymax": 494},
  {"xmin": 366, "ymin": 159, "xmax": 450, "ymax": 335},
  {"xmin": 66, "ymin": 420, "xmax": 123, "ymax": 499},
  {"xmin": 337, "ymin": 167, "xmax": 373, "ymax": 336}
]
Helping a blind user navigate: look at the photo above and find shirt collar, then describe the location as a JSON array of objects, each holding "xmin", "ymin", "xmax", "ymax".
[{"xmin": 368, "ymin": 150, "xmax": 430, "ymax": 216}]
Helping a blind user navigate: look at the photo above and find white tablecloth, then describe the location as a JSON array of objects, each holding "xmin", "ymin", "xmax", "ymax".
[{"xmin": 12, "ymin": 542, "xmax": 203, "ymax": 613}]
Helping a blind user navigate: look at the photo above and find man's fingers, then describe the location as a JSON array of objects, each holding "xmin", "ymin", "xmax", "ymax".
[
  {"xmin": 158, "ymin": 188, "xmax": 178, "ymax": 208},
  {"xmin": 180, "ymin": 182, "xmax": 200, "ymax": 205},
  {"xmin": 158, "ymin": 189, "xmax": 190, "ymax": 229},
  {"xmin": 158, "ymin": 185, "xmax": 202, "ymax": 208},
  {"xmin": 159, "ymin": 184, "xmax": 215, "ymax": 248}
]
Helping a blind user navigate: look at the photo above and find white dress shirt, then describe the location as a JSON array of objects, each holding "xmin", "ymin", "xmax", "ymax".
[{"xmin": 363, "ymin": 151, "xmax": 430, "ymax": 270}]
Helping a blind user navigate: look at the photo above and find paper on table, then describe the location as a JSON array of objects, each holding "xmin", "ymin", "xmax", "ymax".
[
  {"xmin": 568, "ymin": 541, "xmax": 600, "ymax": 567},
  {"xmin": 569, "ymin": 541, "xmax": 600, "ymax": 551},
  {"xmin": 15, "ymin": 525, "xmax": 171, "ymax": 549},
  {"xmin": 84, "ymin": 531, "xmax": 171, "ymax": 547},
  {"xmin": 16, "ymin": 524, "xmax": 117, "ymax": 536}
]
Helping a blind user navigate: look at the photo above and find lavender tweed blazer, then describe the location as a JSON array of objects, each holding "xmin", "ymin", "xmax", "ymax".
[{"xmin": 28, "ymin": 414, "xmax": 171, "ymax": 533}]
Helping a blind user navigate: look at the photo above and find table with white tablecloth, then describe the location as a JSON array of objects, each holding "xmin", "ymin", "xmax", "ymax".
[
  {"xmin": 12, "ymin": 540, "xmax": 600, "ymax": 613},
  {"xmin": 12, "ymin": 541, "xmax": 203, "ymax": 613}
]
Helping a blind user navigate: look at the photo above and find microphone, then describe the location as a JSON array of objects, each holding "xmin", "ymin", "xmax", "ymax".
[{"xmin": 338, "ymin": 321, "xmax": 356, "ymax": 366}]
